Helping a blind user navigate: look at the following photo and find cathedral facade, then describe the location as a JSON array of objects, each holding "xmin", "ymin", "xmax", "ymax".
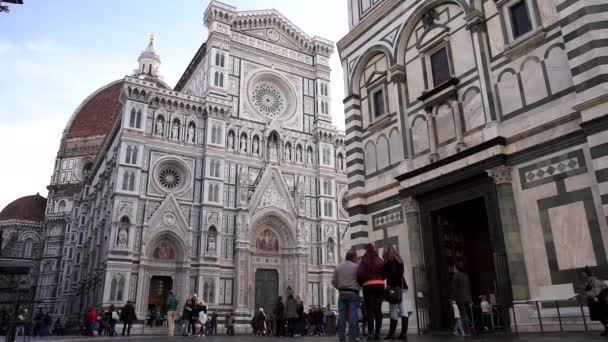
[
  {"xmin": 338, "ymin": 0, "xmax": 608, "ymax": 332},
  {"xmin": 0, "ymin": 1, "xmax": 348, "ymax": 323}
]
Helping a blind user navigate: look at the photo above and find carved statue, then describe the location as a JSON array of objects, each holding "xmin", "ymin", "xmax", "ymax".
[
  {"xmin": 240, "ymin": 135, "xmax": 247, "ymax": 152},
  {"xmin": 327, "ymin": 242, "xmax": 335, "ymax": 263},
  {"xmin": 187, "ymin": 124, "xmax": 195, "ymax": 143},
  {"xmin": 228, "ymin": 131, "xmax": 235, "ymax": 149},
  {"xmin": 270, "ymin": 142, "xmax": 278, "ymax": 160},
  {"xmin": 117, "ymin": 229, "xmax": 128, "ymax": 246},
  {"xmin": 253, "ymin": 138, "xmax": 259, "ymax": 155},
  {"xmin": 208, "ymin": 235, "xmax": 216, "ymax": 253},
  {"xmin": 155, "ymin": 119, "xmax": 164, "ymax": 136},
  {"xmin": 287, "ymin": 146, "xmax": 292, "ymax": 161},
  {"xmin": 297, "ymin": 147, "xmax": 302, "ymax": 162},
  {"xmin": 307, "ymin": 149, "xmax": 313, "ymax": 164},
  {"xmin": 172, "ymin": 121, "xmax": 179, "ymax": 140}
]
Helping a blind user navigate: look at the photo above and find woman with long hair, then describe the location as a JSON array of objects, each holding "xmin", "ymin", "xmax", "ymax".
[
  {"xmin": 198, "ymin": 299, "xmax": 208, "ymax": 336},
  {"xmin": 582, "ymin": 266, "xmax": 608, "ymax": 336},
  {"xmin": 383, "ymin": 244, "xmax": 409, "ymax": 340},
  {"xmin": 357, "ymin": 243, "xmax": 385, "ymax": 340}
]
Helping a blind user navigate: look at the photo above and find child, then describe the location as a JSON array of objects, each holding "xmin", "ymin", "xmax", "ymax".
[
  {"xmin": 452, "ymin": 301, "xmax": 464, "ymax": 337},
  {"xmin": 480, "ymin": 295, "xmax": 491, "ymax": 331}
]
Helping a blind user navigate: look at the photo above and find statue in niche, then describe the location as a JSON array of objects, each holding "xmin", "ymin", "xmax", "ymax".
[
  {"xmin": 117, "ymin": 229, "xmax": 128, "ymax": 246},
  {"xmin": 207, "ymin": 234, "xmax": 216, "ymax": 253},
  {"xmin": 253, "ymin": 137, "xmax": 259, "ymax": 155},
  {"xmin": 155, "ymin": 118, "xmax": 164, "ymax": 136},
  {"xmin": 240, "ymin": 134, "xmax": 247, "ymax": 152},
  {"xmin": 286, "ymin": 146, "xmax": 292, "ymax": 161},
  {"xmin": 307, "ymin": 149, "xmax": 313, "ymax": 165},
  {"xmin": 297, "ymin": 147, "xmax": 302, "ymax": 163},
  {"xmin": 228, "ymin": 131, "xmax": 235, "ymax": 149},
  {"xmin": 327, "ymin": 239, "xmax": 335, "ymax": 263},
  {"xmin": 171, "ymin": 121, "xmax": 179, "ymax": 140},
  {"xmin": 239, "ymin": 174, "xmax": 249, "ymax": 204},
  {"xmin": 187, "ymin": 124, "xmax": 195, "ymax": 143},
  {"xmin": 270, "ymin": 142, "xmax": 278, "ymax": 160}
]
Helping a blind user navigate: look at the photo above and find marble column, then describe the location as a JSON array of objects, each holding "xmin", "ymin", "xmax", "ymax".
[
  {"xmin": 450, "ymin": 95, "xmax": 466, "ymax": 152},
  {"xmin": 402, "ymin": 197, "xmax": 424, "ymax": 268},
  {"xmin": 487, "ymin": 166, "xmax": 530, "ymax": 301},
  {"xmin": 425, "ymin": 107, "xmax": 439, "ymax": 163}
]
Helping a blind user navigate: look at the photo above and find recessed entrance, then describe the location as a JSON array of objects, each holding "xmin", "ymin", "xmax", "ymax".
[
  {"xmin": 148, "ymin": 276, "xmax": 173, "ymax": 315},
  {"xmin": 255, "ymin": 269, "xmax": 278, "ymax": 314},
  {"xmin": 418, "ymin": 176, "xmax": 513, "ymax": 331}
]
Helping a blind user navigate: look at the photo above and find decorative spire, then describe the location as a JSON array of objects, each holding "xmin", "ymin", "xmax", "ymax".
[{"xmin": 135, "ymin": 34, "xmax": 161, "ymax": 78}]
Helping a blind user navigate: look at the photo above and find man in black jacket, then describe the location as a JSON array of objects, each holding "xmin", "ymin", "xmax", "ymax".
[{"xmin": 120, "ymin": 301, "xmax": 136, "ymax": 336}]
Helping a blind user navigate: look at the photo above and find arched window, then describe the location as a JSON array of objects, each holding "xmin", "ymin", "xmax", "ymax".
[
  {"xmin": 220, "ymin": 54, "xmax": 225, "ymax": 67},
  {"xmin": 215, "ymin": 53, "xmax": 221, "ymax": 66},
  {"xmin": 132, "ymin": 146, "xmax": 138, "ymax": 164},
  {"xmin": 129, "ymin": 109, "xmax": 136, "ymax": 127},
  {"xmin": 337, "ymin": 153, "xmax": 345, "ymax": 171},
  {"xmin": 125, "ymin": 146, "xmax": 132, "ymax": 164},
  {"xmin": 136, "ymin": 110, "xmax": 142, "ymax": 129},
  {"xmin": 203, "ymin": 281, "xmax": 215, "ymax": 303},
  {"xmin": 122, "ymin": 171, "xmax": 129, "ymax": 190},
  {"xmin": 219, "ymin": 73, "xmax": 224, "ymax": 88},
  {"xmin": 214, "ymin": 72, "xmax": 219, "ymax": 86},
  {"xmin": 214, "ymin": 161, "xmax": 221, "ymax": 178},
  {"xmin": 110, "ymin": 274, "xmax": 125, "ymax": 301},
  {"xmin": 23, "ymin": 239, "xmax": 34, "ymax": 258},
  {"xmin": 128, "ymin": 172, "xmax": 135, "ymax": 191}
]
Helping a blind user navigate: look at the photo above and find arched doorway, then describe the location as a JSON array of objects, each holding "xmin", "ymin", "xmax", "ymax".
[
  {"xmin": 137, "ymin": 232, "xmax": 190, "ymax": 319},
  {"xmin": 255, "ymin": 269, "xmax": 278, "ymax": 313}
]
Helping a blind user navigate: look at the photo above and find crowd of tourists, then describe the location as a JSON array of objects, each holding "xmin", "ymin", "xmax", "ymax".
[
  {"xmin": 71, "ymin": 256, "xmax": 608, "ymax": 339},
  {"xmin": 249, "ymin": 302, "xmax": 337, "ymax": 337}
]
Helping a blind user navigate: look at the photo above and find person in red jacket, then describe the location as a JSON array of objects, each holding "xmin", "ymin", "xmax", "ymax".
[
  {"xmin": 85, "ymin": 307, "xmax": 98, "ymax": 336},
  {"xmin": 357, "ymin": 244, "xmax": 385, "ymax": 340}
]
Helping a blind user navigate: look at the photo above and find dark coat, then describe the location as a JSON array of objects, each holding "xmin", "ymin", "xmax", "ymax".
[
  {"xmin": 273, "ymin": 302, "xmax": 285, "ymax": 320},
  {"xmin": 120, "ymin": 304, "xmax": 136, "ymax": 323},
  {"xmin": 452, "ymin": 271, "xmax": 472, "ymax": 303},
  {"xmin": 285, "ymin": 299, "xmax": 298, "ymax": 319},
  {"xmin": 182, "ymin": 303, "xmax": 193, "ymax": 320},
  {"xmin": 384, "ymin": 259, "xmax": 408, "ymax": 289},
  {"xmin": 357, "ymin": 253, "xmax": 385, "ymax": 286}
]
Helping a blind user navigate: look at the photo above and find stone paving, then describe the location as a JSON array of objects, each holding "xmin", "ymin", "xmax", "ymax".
[{"xmin": 11, "ymin": 332, "xmax": 607, "ymax": 342}]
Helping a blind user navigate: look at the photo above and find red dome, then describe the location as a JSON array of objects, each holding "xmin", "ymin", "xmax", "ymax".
[
  {"xmin": 0, "ymin": 194, "xmax": 47, "ymax": 223},
  {"xmin": 66, "ymin": 81, "xmax": 123, "ymax": 139}
]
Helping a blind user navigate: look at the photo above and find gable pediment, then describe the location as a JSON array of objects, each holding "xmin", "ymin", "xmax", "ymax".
[
  {"xmin": 249, "ymin": 166, "xmax": 297, "ymax": 217},
  {"xmin": 232, "ymin": 12, "xmax": 315, "ymax": 54},
  {"xmin": 145, "ymin": 193, "xmax": 190, "ymax": 239}
]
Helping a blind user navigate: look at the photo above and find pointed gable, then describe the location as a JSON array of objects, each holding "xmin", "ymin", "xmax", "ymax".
[
  {"xmin": 145, "ymin": 193, "xmax": 191, "ymax": 241},
  {"xmin": 249, "ymin": 165, "xmax": 297, "ymax": 217}
]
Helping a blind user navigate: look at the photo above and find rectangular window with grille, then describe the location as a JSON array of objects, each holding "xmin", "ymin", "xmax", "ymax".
[
  {"xmin": 430, "ymin": 47, "xmax": 451, "ymax": 86},
  {"xmin": 509, "ymin": 0, "xmax": 533, "ymax": 38}
]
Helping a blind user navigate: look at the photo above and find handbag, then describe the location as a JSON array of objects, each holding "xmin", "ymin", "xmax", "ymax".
[
  {"xmin": 111, "ymin": 311, "xmax": 119, "ymax": 321},
  {"xmin": 385, "ymin": 286, "xmax": 402, "ymax": 304}
]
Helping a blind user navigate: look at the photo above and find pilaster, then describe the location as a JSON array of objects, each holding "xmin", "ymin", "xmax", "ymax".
[{"xmin": 487, "ymin": 166, "xmax": 530, "ymax": 301}]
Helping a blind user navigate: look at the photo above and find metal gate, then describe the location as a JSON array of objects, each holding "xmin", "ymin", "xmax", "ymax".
[{"xmin": 412, "ymin": 267, "xmax": 430, "ymax": 334}]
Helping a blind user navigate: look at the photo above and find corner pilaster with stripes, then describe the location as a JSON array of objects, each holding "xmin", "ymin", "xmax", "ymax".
[
  {"xmin": 558, "ymin": 0, "xmax": 608, "ymax": 224},
  {"xmin": 344, "ymin": 94, "xmax": 369, "ymax": 249}
]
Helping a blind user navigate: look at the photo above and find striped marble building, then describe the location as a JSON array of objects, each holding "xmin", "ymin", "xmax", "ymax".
[{"xmin": 338, "ymin": 0, "xmax": 608, "ymax": 332}]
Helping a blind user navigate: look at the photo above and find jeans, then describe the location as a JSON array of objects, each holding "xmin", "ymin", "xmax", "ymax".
[
  {"xmin": 167, "ymin": 311, "xmax": 177, "ymax": 336},
  {"xmin": 453, "ymin": 318, "xmax": 464, "ymax": 336},
  {"xmin": 389, "ymin": 289, "xmax": 409, "ymax": 320},
  {"xmin": 456, "ymin": 302, "xmax": 471, "ymax": 329},
  {"xmin": 363, "ymin": 284, "xmax": 385, "ymax": 336},
  {"xmin": 337, "ymin": 290, "xmax": 361, "ymax": 338}
]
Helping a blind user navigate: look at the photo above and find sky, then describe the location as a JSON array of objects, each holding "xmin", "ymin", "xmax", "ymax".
[{"xmin": 0, "ymin": 0, "xmax": 350, "ymax": 210}]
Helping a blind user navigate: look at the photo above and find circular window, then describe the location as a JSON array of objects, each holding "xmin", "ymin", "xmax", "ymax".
[
  {"xmin": 158, "ymin": 167, "xmax": 181, "ymax": 190},
  {"xmin": 153, "ymin": 158, "xmax": 190, "ymax": 193},
  {"xmin": 252, "ymin": 82, "xmax": 286, "ymax": 117}
]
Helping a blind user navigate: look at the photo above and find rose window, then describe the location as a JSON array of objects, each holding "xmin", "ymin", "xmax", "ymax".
[
  {"xmin": 252, "ymin": 82, "xmax": 286, "ymax": 117},
  {"xmin": 158, "ymin": 167, "xmax": 181, "ymax": 190}
]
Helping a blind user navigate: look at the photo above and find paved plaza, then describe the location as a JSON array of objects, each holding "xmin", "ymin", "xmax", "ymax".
[{"xmin": 13, "ymin": 333, "xmax": 606, "ymax": 342}]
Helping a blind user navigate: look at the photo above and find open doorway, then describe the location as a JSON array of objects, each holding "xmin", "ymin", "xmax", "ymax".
[
  {"xmin": 418, "ymin": 177, "xmax": 512, "ymax": 332},
  {"xmin": 430, "ymin": 197, "xmax": 496, "ymax": 329},
  {"xmin": 147, "ymin": 276, "xmax": 173, "ymax": 326}
]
